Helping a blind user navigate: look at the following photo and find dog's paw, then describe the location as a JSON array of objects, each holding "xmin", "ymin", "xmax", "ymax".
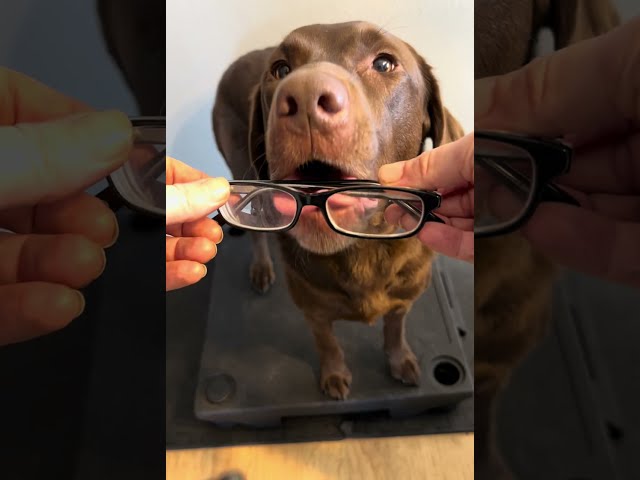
[
  {"xmin": 320, "ymin": 365, "xmax": 352, "ymax": 400},
  {"xmin": 250, "ymin": 260, "xmax": 275, "ymax": 294},
  {"xmin": 389, "ymin": 349, "xmax": 421, "ymax": 386}
]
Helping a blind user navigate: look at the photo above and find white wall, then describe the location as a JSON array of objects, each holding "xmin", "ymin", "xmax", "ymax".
[{"xmin": 166, "ymin": 0, "xmax": 475, "ymax": 179}]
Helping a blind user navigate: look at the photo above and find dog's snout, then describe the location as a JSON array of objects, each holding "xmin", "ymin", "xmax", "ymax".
[{"xmin": 275, "ymin": 71, "xmax": 348, "ymax": 127}]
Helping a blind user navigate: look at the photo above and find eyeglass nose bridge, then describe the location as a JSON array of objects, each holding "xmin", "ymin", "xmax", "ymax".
[{"xmin": 301, "ymin": 192, "xmax": 329, "ymax": 208}]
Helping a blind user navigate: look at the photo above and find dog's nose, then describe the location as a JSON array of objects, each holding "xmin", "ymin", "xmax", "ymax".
[{"xmin": 275, "ymin": 72, "xmax": 348, "ymax": 127}]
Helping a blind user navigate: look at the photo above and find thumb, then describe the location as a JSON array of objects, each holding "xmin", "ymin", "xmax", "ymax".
[
  {"xmin": 0, "ymin": 110, "xmax": 132, "ymax": 209},
  {"xmin": 378, "ymin": 132, "xmax": 474, "ymax": 192},
  {"xmin": 166, "ymin": 177, "xmax": 230, "ymax": 226}
]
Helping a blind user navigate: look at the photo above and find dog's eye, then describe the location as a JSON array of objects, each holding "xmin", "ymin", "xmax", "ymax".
[
  {"xmin": 272, "ymin": 61, "xmax": 291, "ymax": 79},
  {"xmin": 372, "ymin": 55, "xmax": 396, "ymax": 73}
]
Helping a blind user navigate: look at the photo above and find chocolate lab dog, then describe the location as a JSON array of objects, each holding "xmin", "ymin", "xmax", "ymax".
[
  {"xmin": 213, "ymin": 21, "xmax": 463, "ymax": 399},
  {"xmin": 475, "ymin": 0, "xmax": 620, "ymax": 478}
]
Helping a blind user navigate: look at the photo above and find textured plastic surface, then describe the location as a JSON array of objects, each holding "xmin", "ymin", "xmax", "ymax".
[
  {"xmin": 497, "ymin": 271, "xmax": 640, "ymax": 480},
  {"xmin": 194, "ymin": 232, "xmax": 473, "ymax": 427}
]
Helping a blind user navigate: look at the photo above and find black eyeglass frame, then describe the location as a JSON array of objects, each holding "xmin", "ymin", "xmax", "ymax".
[
  {"xmin": 96, "ymin": 116, "xmax": 166, "ymax": 219},
  {"xmin": 213, "ymin": 179, "xmax": 444, "ymax": 240},
  {"xmin": 475, "ymin": 130, "xmax": 580, "ymax": 238}
]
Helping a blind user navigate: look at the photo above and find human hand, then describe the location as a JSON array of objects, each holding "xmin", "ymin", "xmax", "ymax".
[
  {"xmin": 378, "ymin": 132, "xmax": 474, "ymax": 263},
  {"xmin": 165, "ymin": 156, "xmax": 230, "ymax": 291},
  {"xmin": 475, "ymin": 16, "xmax": 640, "ymax": 288},
  {"xmin": 0, "ymin": 68, "xmax": 132, "ymax": 346}
]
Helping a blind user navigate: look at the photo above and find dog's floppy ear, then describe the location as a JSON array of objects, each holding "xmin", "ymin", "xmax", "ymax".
[
  {"xmin": 410, "ymin": 47, "xmax": 464, "ymax": 148},
  {"xmin": 535, "ymin": 0, "xmax": 620, "ymax": 48},
  {"xmin": 248, "ymin": 84, "xmax": 270, "ymax": 180}
]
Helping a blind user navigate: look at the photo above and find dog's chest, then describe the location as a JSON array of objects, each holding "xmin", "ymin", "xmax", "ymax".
[{"xmin": 280, "ymin": 238, "xmax": 432, "ymax": 323}]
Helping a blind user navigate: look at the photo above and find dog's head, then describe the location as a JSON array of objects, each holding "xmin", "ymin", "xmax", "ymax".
[{"xmin": 247, "ymin": 21, "xmax": 463, "ymax": 254}]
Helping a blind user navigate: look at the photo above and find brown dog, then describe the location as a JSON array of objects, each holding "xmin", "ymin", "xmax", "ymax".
[
  {"xmin": 213, "ymin": 21, "xmax": 464, "ymax": 399},
  {"xmin": 475, "ymin": 0, "xmax": 620, "ymax": 478}
]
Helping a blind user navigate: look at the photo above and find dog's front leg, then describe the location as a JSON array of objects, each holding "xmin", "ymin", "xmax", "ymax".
[
  {"xmin": 249, "ymin": 231, "xmax": 275, "ymax": 293},
  {"xmin": 306, "ymin": 316, "xmax": 352, "ymax": 400},
  {"xmin": 383, "ymin": 306, "xmax": 421, "ymax": 385}
]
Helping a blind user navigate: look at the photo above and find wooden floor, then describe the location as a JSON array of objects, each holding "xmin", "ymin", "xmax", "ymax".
[{"xmin": 166, "ymin": 432, "xmax": 473, "ymax": 480}]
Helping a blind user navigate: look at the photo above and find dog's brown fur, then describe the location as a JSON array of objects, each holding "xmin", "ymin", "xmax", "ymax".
[
  {"xmin": 475, "ymin": 1, "xmax": 620, "ymax": 478},
  {"xmin": 213, "ymin": 21, "xmax": 463, "ymax": 399}
]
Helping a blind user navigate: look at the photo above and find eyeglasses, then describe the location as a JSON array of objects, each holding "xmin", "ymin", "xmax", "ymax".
[
  {"xmin": 96, "ymin": 116, "xmax": 165, "ymax": 218},
  {"xmin": 212, "ymin": 180, "xmax": 444, "ymax": 240},
  {"xmin": 474, "ymin": 130, "xmax": 580, "ymax": 238}
]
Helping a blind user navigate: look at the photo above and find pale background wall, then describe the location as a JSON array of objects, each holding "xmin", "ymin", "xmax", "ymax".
[{"xmin": 166, "ymin": 0, "xmax": 475, "ymax": 179}]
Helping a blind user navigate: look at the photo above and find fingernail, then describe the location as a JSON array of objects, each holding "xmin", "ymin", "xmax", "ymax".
[
  {"xmin": 73, "ymin": 290, "xmax": 86, "ymax": 318},
  {"xmin": 201, "ymin": 264, "xmax": 208, "ymax": 278},
  {"xmin": 96, "ymin": 249, "xmax": 107, "ymax": 278},
  {"xmin": 104, "ymin": 215, "xmax": 119, "ymax": 248},
  {"xmin": 474, "ymin": 77, "xmax": 495, "ymax": 119},
  {"xmin": 68, "ymin": 110, "xmax": 133, "ymax": 166},
  {"xmin": 379, "ymin": 162, "xmax": 404, "ymax": 184}
]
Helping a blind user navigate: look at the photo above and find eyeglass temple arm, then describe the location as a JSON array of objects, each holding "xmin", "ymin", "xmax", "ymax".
[{"xmin": 477, "ymin": 155, "xmax": 579, "ymax": 206}]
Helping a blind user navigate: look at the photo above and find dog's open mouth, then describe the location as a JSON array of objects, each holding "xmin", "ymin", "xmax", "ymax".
[{"xmin": 283, "ymin": 159, "xmax": 356, "ymax": 182}]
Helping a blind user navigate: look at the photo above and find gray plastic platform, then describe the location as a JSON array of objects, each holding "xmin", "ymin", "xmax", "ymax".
[{"xmin": 194, "ymin": 232, "xmax": 473, "ymax": 427}]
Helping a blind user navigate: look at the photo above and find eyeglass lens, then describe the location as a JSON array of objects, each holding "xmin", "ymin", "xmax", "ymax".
[
  {"xmin": 326, "ymin": 188, "xmax": 424, "ymax": 237},
  {"xmin": 475, "ymin": 138, "xmax": 536, "ymax": 232},
  {"xmin": 219, "ymin": 185, "xmax": 426, "ymax": 238},
  {"xmin": 221, "ymin": 186, "xmax": 297, "ymax": 230},
  {"xmin": 109, "ymin": 123, "xmax": 166, "ymax": 216}
]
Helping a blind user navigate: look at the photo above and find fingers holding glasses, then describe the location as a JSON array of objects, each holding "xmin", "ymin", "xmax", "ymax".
[
  {"xmin": 0, "ymin": 109, "xmax": 133, "ymax": 210},
  {"xmin": 166, "ymin": 177, "xmax": 230, "ymax": 226},
  {"xmin": 166, "ymin": 156, "xmax": 230, "ymax": 226},
  {"xmin": 379, "ymin": 132, "xmax": 474, "ymax": 193},
  {"xmin": 165, "ymin": 156, "xmax": 230, "ymax": 291}
]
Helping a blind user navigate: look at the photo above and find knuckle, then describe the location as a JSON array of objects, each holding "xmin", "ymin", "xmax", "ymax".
[
  {"xmin": 419, "ymin": 151, "xmax": 432, "ymax": 180},
  {"xmin": 522, "ymin": 55, "xmax": 553, "ymax": 124},
  {"xmin": 14, "ymin": 124, "xmax": 54, "ymax": 200}
]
